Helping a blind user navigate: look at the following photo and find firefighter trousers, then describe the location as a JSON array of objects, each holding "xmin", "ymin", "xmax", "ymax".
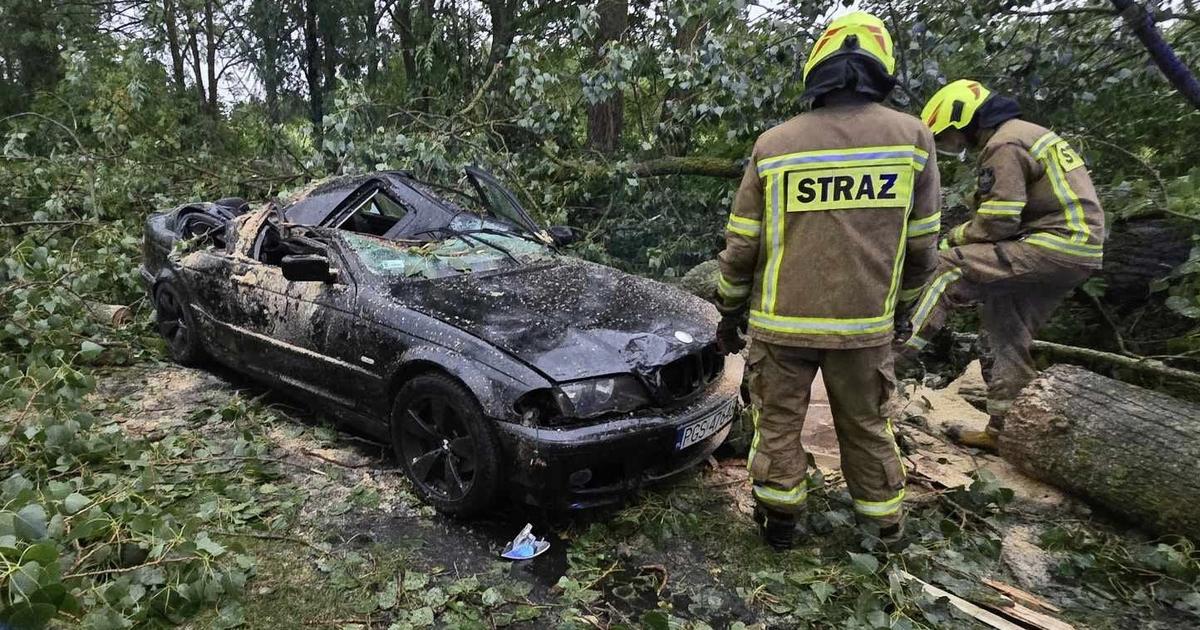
[
  {"xmin": 906, "ymin": 240, "xmax": 1093, "ymax": 421},
  {"xmin": 745, "ymin": 342, "xmax": 906, "ymax": 526}
]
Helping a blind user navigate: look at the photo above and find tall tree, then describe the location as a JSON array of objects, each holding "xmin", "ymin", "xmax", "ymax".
[
  {"xmin": 204, "ymin": 0, "xmax": 219, "ymax": 110},
  {"xmin": 247, "ymin": 0, "xmax": 291, "ymax": 122},
  {"xmin": 586, "ymin": 0, "xmax": 628, "ymax": 153},
  {"xmin": 302, "ymin": 0, "xmax": 324, "ymax": 134},
  {"xmin": 162, "ymin": 0, "xmax": 188, "ymax": 92}
]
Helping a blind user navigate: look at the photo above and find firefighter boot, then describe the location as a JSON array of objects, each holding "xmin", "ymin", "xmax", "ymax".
[
  {"xmin": 753, "ymin": 505, "xmax": 798, "ymax": 551},
  {"xmin": 947, "ymin": 416, "xmax": 1002, "ymax": 453},
  {"xmin": 859, "ymin": 513, "xmax": 910, "ymax": 554}
]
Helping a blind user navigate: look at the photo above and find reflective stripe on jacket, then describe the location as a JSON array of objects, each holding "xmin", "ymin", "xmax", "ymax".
[
  {"xmin": 717, "ymin": 101, "xmax": 941, "ymax": 349},
  {"xmin": 946, "ymin": 119, "xmax": 1105, "ymax": 266}
]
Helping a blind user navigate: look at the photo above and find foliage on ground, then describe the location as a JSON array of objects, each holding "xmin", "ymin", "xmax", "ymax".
[{"xmin": 5, "ymin": 0, "xmax": 1200, "ymax": 626}]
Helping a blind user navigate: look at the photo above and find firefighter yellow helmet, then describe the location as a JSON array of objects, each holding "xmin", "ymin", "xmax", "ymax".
[
  {"xmin": 921, "ymin": 80, "xmax": 993, "ymax": 135},
  {"xmin": 803, "ymin": 12, "xmax": 896, "ymax": 81}
]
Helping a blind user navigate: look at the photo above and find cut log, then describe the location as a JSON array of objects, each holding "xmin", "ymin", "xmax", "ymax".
[
  {"xmin": 85, "ymin": 301, "xmax": 133, "ymax": 327},
  {"xmin": 1001, "ymin": 364, "xmax": 1200, "ymax": 538}
]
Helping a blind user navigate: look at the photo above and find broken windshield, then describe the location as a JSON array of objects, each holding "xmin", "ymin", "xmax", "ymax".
[{"xmin": 342, "ymin": 231, "xmax": 552, "ymax": 280}]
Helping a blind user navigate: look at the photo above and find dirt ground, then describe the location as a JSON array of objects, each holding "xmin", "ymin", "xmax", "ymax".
[{"xmin": 88, "ymin": 360, "xmax": 1113, "ymax": 628}]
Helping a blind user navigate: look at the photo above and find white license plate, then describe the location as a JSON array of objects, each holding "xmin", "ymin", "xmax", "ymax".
[{"xmin": 675, "ymin": 405, "xmax": 733, "ymax": 450}]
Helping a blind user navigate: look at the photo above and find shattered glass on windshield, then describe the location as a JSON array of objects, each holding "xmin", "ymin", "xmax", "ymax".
[{"xmin": 342, "ymin": 231, "xmax": 551, "ymax": 279}]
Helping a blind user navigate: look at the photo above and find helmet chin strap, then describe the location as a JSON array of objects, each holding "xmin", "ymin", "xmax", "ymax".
[{"xmin": 936, "ymin": 147, "xmax": 968, "ymax": 161}]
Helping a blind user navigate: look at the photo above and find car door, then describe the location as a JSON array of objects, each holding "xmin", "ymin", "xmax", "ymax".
[
  {"xmin": 464, "ymin": 166, "xmax": 552, "ymax": 243},
  {"xmin": 221, "ymin": 221, "xmax": 369, "ymax": 409},
  {"xmin": 300, "ymin": 234, "xmax": 395, "ymax": 414}
]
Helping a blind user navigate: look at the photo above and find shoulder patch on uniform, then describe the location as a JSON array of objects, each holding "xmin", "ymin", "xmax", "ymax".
[{"xmin": 977, "ymin": 167, "xmax": 995, "ymax": 194}]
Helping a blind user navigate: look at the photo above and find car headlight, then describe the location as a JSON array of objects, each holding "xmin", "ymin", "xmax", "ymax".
[{"xmin": 554, "ymin": 375, "xmax": 649, "ymax": 419}]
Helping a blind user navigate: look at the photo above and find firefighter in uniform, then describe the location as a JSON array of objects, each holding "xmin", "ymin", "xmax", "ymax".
[
  {"xmin": 903, "ymin": 80, "xmax": 1106, "ymax": 451},
  {"xmin": 716, "ymin": 12, "xmax": 941, "ymax": 550}
]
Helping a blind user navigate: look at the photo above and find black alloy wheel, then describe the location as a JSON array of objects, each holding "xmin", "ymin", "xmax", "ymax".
[
  {"xmin": 154, "ymin": 283, "xmax": 203, "ymax": 365},
  {"xmin": 390, "ymin": 374, "xmax": 502, "ymax": 515}
]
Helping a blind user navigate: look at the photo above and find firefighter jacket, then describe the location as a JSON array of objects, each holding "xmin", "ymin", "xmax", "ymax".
[
  {"xmin": 944, "ymin": 119, "xmax": 1105, "ymax": 266},
  {"xmin": 717, "ymin": 101, "xmax": 941, "ymax": 349}
]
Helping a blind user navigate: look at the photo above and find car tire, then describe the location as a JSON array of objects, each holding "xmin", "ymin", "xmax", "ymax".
[
  {"xmin": 390, "ymin": 373, "xmax": 503, "ymax": 517},
  {"xmin": 153, "ymin": 282, "xmax": 204, "ymax": 366}
]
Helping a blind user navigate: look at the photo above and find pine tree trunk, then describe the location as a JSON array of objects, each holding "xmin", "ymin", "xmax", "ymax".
[{"xmin": 1001, "ymin": 364, "xmax": 1200, "ymax": 538}]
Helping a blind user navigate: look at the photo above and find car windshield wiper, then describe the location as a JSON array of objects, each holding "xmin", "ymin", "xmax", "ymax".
[
  {"xmin": 412, "ymin": 226, "xmax": 520, "ymax": 265},
  {"xmin": 468, "ymin": 227, "xmax": 555, "ymax": 249}
]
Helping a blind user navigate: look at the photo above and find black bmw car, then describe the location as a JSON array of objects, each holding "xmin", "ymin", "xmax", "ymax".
[{"xmin": 140, "ymin": 167, "xmax": 739, "ymax": 514}]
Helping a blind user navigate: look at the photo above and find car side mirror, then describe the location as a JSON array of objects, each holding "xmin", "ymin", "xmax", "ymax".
[
  {"xmin": 281, "ymin": 254, "xmax": 335, "ymax": 283},
  {"xmin": 547, "ymin": 225, "xmax": 577, "ymax": 247}
]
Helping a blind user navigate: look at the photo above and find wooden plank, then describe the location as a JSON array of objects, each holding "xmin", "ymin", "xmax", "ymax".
[
  {"xmin": 982, "ymin": 578, "xmax": 1063, "ymax": 613},
  {"xmin": 978, "ymin": 599, "xmax": 1075, "ymax": 630},
  {"xmin": 897, "ymin": 571, "xmax": 1025, "ymax": 630}
]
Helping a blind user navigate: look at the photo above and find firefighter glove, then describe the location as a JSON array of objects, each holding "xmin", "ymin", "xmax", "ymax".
[{"xmin": 716, "ymin": 315, "xmax": 747, "ymax": 355}]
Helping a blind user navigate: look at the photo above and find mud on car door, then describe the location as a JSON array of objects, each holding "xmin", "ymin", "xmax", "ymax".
[{"xmin": 221, "ymin": 222, "xmax": 366, "ymax": 408}]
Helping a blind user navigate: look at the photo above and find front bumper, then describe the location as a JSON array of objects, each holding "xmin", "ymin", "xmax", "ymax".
[{"xmin": 495, "ymin": 364, "xmax": 742, "ymax": 510}]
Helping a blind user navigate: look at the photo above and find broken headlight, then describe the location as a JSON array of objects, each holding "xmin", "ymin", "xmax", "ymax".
[{"xmin": 555, "ymin": 375, "xmax": 649, "ymax": 419}]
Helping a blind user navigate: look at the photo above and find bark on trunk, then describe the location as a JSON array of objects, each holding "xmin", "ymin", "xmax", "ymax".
[
  {"xmin": 163, "ymin": 0, "xmax": 187, "ymax": 92},
  {"xmin": 484, "ymin": 0, "xmax": 519, "ymax": 73},
  {"xmin": 186, "ymin": 20, "xmax": 207, "ymax": 109},
  {"xmin": 586, "ymin": 0, "xmax": 628, "ymax": 154},
  {"xmin": 394, "ymin": 1, "xmax": 418, "ymax": 90},
  {"xmin": 1001, "ymin": 364, "xmax": 1200, "ymax": 538},
  {"xmin": 204, "ymin": 0, "xmax": 218, "ymax": 111},
  {"xmin": 629, "ymin": 156, "xmax": 745, "ymax": 178},
  {"xmin": 1099, "ymin": 216, "xmax": 1192, "ymax": 299},
  {"xmin": 302, "ymin": 0, "xmax": 324, "ymax": 135}
]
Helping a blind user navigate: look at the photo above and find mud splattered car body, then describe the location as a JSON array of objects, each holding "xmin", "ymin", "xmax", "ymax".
[{"xmin": 140, "ymin": 169, "xmax": 739, "ymax": 513}]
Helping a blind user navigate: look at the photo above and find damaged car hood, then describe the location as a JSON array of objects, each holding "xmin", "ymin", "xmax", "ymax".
[{"xmin": 389, "ymin": 259, "xmax": 719, "ymax": 382}]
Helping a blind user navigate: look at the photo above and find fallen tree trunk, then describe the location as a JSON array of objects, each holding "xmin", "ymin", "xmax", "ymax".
[
  {"xmin": 1001, "ymin": 364, "xmax": 1200, "ymax": 538},
  {"xmin": 1099, "ymin": 216, "xmax": 1192, "ymax": 299},
  {"xmin": 628, "ymin": 156, "xmax": 744, "ymax": 178}
]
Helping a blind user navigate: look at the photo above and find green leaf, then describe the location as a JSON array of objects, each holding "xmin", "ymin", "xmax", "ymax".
[
  {"xmin": 408, "ymin": 606, "xmax": 435, "ymax": 627},
  {"xmin": 641, "ymin": 610, "xmax": 670, "ymax": 630},
  {"xmin": 8, "ymin": 560, "xmax": 43, "ymax": 602},
  {"xmin": 79, "ymin": 340, "xmax": 103, "ymax": 359},
  {"xmin": 848, "ymin": 552, "xmax": 880, "ymax": 575},
  {"xmin": 811, "ymin": 581, "xmax": 835, "ymax": 603},
  {"xmin": 214, "ymin": 602, "xmax": 245, "ymax": 629},
  {"xmin": 194, "ymin": 532, "xmax": 226, "ymax": 557},
  {"xmin": 14, "ymin": 504, "xmax": 48, "ymax": 540},
  {"xmin": 480, "ymin": 586, "xmax": 504, "ymax": 608},
  {"xmin": 22, "ymin": 541, "xmax": 57, "ymax": 565},
  {"xmin": 403, "ymin": 571, "xmax": 429, "ymax": 591},
  {"xmin": 63, "ymin": 492, "xmax": 90, "ymax": 515},
  {"xmin": 377, "ymin": 581, "xmax": 399, "ymax": 610},
  {"xmin": 4, "ymin": 602, "xmax": 57, "ymax": 630}
]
